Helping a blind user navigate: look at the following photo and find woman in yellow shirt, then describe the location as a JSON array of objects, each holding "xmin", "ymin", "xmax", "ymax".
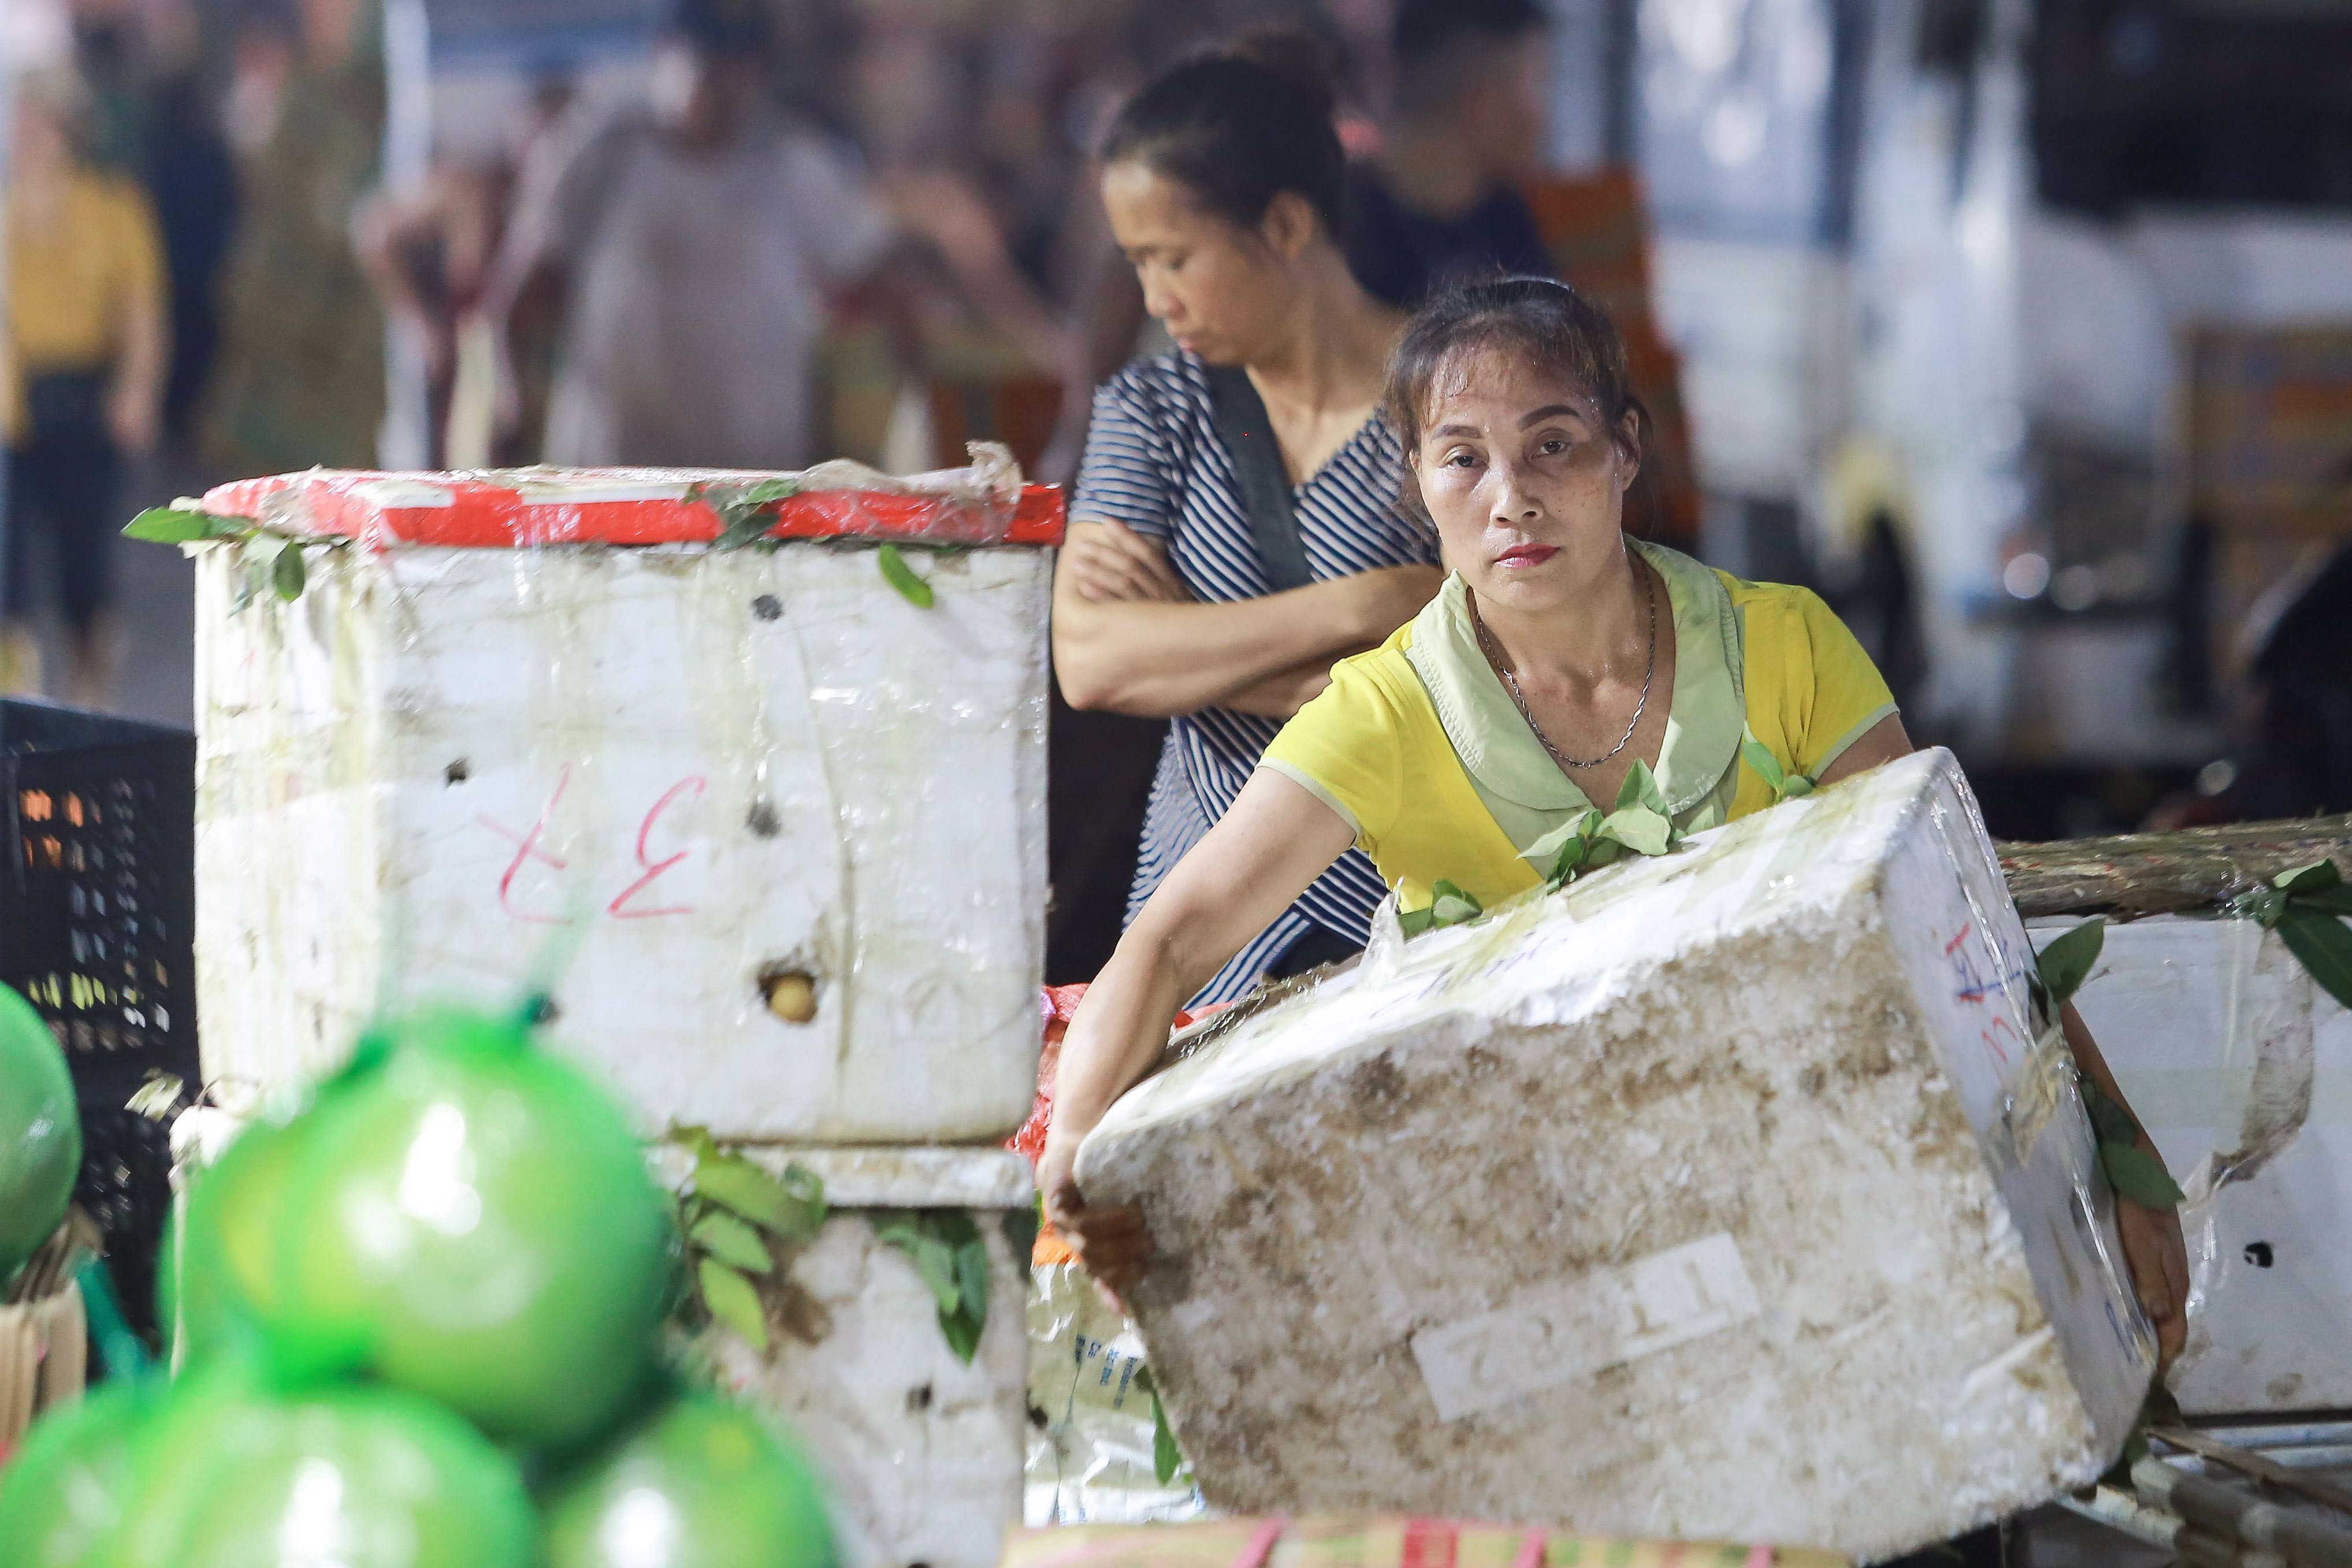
[
  {"xmin": 2, "ymin": 68, "xmax": 168, "ymax": 702},
  {"xmin": 1041, "ymin": 276, "xmax": 2187, "ymax": 1366}
]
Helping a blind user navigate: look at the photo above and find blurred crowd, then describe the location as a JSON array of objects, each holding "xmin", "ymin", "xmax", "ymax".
[{"xmin": 0, "ymin": 0, "xmax": 1607, "ymax": 705}]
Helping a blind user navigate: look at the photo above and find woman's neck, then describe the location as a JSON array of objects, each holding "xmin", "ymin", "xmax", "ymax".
[
  {"xmin": 1476, "ymin": 543, "xmax": 1649, "ymax": 696},
  {"xmin": 1244, "ymin": 246, "xmax": 1399, "ymax": 417}
]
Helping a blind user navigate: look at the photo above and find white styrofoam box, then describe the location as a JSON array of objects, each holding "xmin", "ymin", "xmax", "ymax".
[
  {"xmin": 192, "ymin": 538, "xmax": 1050, "ymax": 1141},
  {"xmin": 702, "ymin": 1147, "xmax": 1033, "ymax": 1568},
  {"xmin": 1079, "ymin": 750, "xmax": 2153, "ymax": 1562},
  {"xmin": 2030, "ymin": 914, "xmax": 2352, "ymax": 1416}
]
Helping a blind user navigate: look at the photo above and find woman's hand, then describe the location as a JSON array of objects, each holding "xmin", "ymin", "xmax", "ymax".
[
  {"xmin": 1064, "ymin": 521, "xmax": 1190, "ymax": 604},
  {"xmin": 1039, "ymin": 1136, "xmax": 1154, "ymax": 1298},
  {"xmin": 2117, "ymin": 1187, "xmax": 2190, "ymax": 1370}
]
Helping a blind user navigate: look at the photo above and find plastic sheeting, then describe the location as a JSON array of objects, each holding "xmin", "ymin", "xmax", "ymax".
[{"xmin": 1024, "ymin": 1260, "xmax": 1204, "ymax": 1529}]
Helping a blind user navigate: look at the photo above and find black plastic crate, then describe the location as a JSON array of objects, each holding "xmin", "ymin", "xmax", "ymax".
[{"xmin": 3, "ymin": 700, "xmax": 196, "ymax": 1340}]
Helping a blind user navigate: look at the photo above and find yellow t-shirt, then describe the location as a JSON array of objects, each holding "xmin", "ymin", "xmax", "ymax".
[
  {"xmin": 1262, "ymin": 540, "xmax": 1897, "ymax": 913},
  {"xmin": 4, "ymin": 168, "xmax": 166, "ymax": 441}
]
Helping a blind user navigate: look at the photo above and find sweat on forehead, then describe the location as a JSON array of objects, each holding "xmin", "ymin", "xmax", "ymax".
[{"xmin": 1422, "ymin": 341, "xmax": 1606, "ymax": 421}]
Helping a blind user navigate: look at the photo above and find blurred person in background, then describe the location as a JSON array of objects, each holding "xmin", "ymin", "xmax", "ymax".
[
  {"xmin": 1343, "ymin": 0, "xmax": 1554, "ymax": 309},
  {"xmin": 484, "ymin": 0, "xmax": 1034, "ymax": 469},
  {"xmin": 1, "ymin": 67, "xmax": 169, "ymax": 703},
  {"xmin": 133, "ymin": 0, "xmax": 241, "ymax": 447},
  {"xmin": 1051, "ymin": 34, "xmax": 1443, "ymax": 1002},
  {"xmin": 358, "ymin": 72, "xmax": 575, "ymax": 467},
  {"xmin": 200, "ymin": 0, "xmax": 386, "ymax": 477}
]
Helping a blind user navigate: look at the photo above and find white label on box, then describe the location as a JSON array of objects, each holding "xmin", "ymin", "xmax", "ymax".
[{"xmin": 1410, "ymin": 1233, "xmax": 1762, "ymax": 1422}]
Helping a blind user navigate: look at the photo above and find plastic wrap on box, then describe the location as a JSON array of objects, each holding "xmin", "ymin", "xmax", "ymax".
[
  {"xmin": 697, "ymin": 1147, "xmax": 1034, "ymax": 1568},
  {"xmin": 1024, "ymin": 1259, "xmax": 1205, "ymax": 1528},
  {"xmin": 190, "ymin": 455, "xmax": 1057, "ymax": 1142},
  {"xmin": 2031, "ymin": 913, "xmax": 2352, "ymax": 1415},
  {"xmin": 1077, "ymin": 750, "xmax": 2153, "ymax": 1562}
]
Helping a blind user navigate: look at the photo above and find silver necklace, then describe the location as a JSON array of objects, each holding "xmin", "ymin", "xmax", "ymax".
[{"xmin": 1470, "ymin": 555, "xmax": 1658, "ymax": 772}]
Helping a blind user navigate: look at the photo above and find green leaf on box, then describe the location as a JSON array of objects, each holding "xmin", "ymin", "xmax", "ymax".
[
  {"xmin": 273, "ymin": 540, "xmax": 306, "ymax": 601},
  {"xmin": 124, "ymin": 506, "xmax": 246, "ymax": 544},
  {"xmin": 691, "ymin": 1212, "xmax": 774, "ymax": 1274},
  {"xmin": 1615, "ymin": 759, "xmax": 1669, "ymax": 817},
  {"xmin": 1598, "ymin": 805, "xmax": 1671, "ymax": 859},
  {"xmin": 2275, "ymin": 859, "xmax": 2344, "ymax": 897},
  {"xmin": 2277, "ymin": 904, "xmax": 2352, "ymax": 1011},
  {"xmin": 878, "ymin": 543, "xmax": 935, "ymax": 608},
  {"xmin": 698, "ymin": 1258, "xmax": 768, "ymax": 1350},
  {"xmin": 2034, "ymin": 920, "xmax": 2105, "ymax": 1009},
  {"xmin": 696, "ymin": 1155, "xmax": 826, "ymax": 1237}
]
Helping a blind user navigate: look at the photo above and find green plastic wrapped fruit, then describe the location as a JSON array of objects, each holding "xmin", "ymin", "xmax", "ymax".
[
  {"xmin": 261, "ymin": 1005, "xmax": 674, "ymax": 1450},
  {"xmin": 169, "ymin": 1111, "xmax": 315, "ymax": 1366},
  {"xmin": 0, "ymin": 1380, "xmax": 153, "ymax": 1567},
  {"xmin": 101, "ymin": 1363, "xmax": 537, "ymax": 1568},
  {"xmin": 540, "ymin": 1392, "xmax": 838, "ymax": 1568},
  {"xmin": 0, "ymin": 980, "xmax": 80, "ymax": 1282}
]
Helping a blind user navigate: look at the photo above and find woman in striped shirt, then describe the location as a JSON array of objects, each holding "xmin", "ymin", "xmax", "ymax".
[{"xmin": 1054, "ymin": 35, "xmax": 1443, "ymax": 1006}]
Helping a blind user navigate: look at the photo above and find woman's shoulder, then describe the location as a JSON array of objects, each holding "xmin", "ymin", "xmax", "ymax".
[
  {"xmin": 1098, "ymin": 349, "xmax": 1209, "ymax": 417},
  {"xmin": 1713, "ymin": 569, "xmax": 1840, "ymax": 640}
]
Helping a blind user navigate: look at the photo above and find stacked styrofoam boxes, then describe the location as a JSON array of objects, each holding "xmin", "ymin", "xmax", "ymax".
[
  {"xmin": 185, "ymin": 459, "xmax": 1056, "ymax": 1566},
  {"xmin": 1079, "ymin": 750, "xmax": 2154, "ymax": 1563},
  {"xmin": 2030, "ymin": 912, "xmax": 2352, "ymax": 1417}
]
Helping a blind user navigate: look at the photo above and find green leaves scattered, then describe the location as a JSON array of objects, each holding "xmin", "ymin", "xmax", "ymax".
[
  {"xmin": 2228, "ymin": 859, "xmax": 2352, "ymax": 1010},
  {"xmin": 2034, "ymin": 919, "xmax": 2105, "ymax": 1012},
  {"xmin": 1135, "ymin": 1367, "xmax": 1184, "ymax": 1486},
  {"xmin": 667, "ymin": 1125, "xmax": 828, "ymax": 1354},
  {"xmin": 688, "ymin": 477, "xmax": 800, "ymax": 548},
  {"xmin": 1741, "ymin": 730, "xmax": 1814, "ymax": 801},
  {"xmin": 1398, "ymin": 879, "xmax": 1483, "ymax": 938},
  {"xmin": 870, "ymin": 1209, "xmax": 991, "ymax": 1363},
  {"xmin": 123, "ymin": 505, "xmax": 246, "ymax": 544},
  {"xmin": 1525, "ymin": 761, "xmax": 1681, "ymax": 892},
  {"xmin": 876, "ymin": 543, "xmax": 935, "ymax": 608}
]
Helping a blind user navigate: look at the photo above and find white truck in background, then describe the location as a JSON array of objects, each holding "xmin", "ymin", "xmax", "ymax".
[{"xmin": 1627, "ymin": 0, "xmax": 2352, "ymax": 771}]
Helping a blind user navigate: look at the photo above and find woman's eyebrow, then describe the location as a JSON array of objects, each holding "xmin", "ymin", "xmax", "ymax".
[
  {"xmin": 1429, "ymin": 422, "xmax": 1484, "ymax": 439},
  {"xmin": 1518, "ymin": 403, "xmax": 1589, "ymax": 429}
]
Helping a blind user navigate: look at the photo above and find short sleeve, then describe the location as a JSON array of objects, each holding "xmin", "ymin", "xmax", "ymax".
[
  {"xmin": 1783, "ymin": 588, "xmax": 1898, "ymax": 778},
  {"xmin": 1071, "ymin": 371, "xmax": 1182, "ymax": 541},
  {"xmin": 1259, "ymin": 652, "xmax": 1409, "ymax": 848},
  {"xmin": 781, "ymin": 135, "xmax": 894, "ymax": 284}
]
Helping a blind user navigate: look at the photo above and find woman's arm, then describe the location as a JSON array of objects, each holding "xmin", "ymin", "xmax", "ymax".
[
  {"xmin": 1814, "ymin": 714, "xmax": 1911, "ymax": 787},
  {"xmin": 1038, "ymin": 769, "xmax": 1357, "ymax": 1289},
  {"xmin": 2063, "ymin": 1000, "xmax": 2191, "ymax": 1368},
  {"xmin": 1053, "ymin": 519, "xmax": 1440, "ymax": 717}
]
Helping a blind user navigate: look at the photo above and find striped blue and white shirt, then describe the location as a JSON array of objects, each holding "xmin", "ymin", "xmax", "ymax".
[{"xmin": 1072, "ymin": 350, "xmax": 1441, "ymax": 1005}]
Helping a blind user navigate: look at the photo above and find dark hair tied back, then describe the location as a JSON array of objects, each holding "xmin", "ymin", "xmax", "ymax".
[
  {"xmin": 1384, "ymin": 276, "xmax": 1646, "ymax": 522},
  {"xmin": 1100, "ymin": 29, "xmax": 1346, "ymax": 237}
]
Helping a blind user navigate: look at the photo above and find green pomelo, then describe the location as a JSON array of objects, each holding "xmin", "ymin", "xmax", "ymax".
[
  {"xmin": 540, "ymin": 1392, "xmax": 838, "ymax": 1568},
  {"xmin": 263, "ymin": 1006, "xmax": 674, "ymax": 1449},
  {"xmin": 0, "ymin": 982, "xmax": 80, "ymax": 1282}
]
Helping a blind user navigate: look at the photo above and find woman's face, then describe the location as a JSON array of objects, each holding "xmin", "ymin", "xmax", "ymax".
[
  {"xmin": 1412, "ymin": 347, "xmax": 1640, "ymax": 612},
  {"xmin": 1101, "ymin": 159, "xmax": 1298, "ymax": 366}
]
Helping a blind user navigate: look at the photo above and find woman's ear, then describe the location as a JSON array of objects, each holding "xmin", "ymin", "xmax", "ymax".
[
  {"xmin": 1613, "ymin": 406, "xmax": 1644, "ymax": 489},
  {"xmin": 1259, "ymin": 191, "xmax": 1317, "ymax": 263}
]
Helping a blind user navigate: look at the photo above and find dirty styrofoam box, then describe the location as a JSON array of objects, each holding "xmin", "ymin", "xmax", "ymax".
[
  {"xmin": 2030, "ymin": 913, "xmax": 2352, "ymax": 1417},
  {"xmin": 702, "ymin": 1147, "xmax": 1034, "ymax": 1568},
  {"xmin": 191, "ymin": 499, "xmax": 1053, "ymax": 1141},
  {"xmin": 1077, "ymin": 749, "xmax": 2154, "ymax": 1563}
]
